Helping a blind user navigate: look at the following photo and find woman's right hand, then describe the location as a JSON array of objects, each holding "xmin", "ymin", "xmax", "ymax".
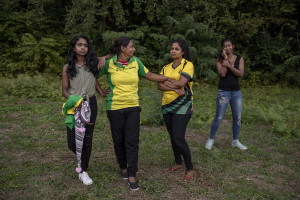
[
  {"xmin": 98, "ymin": 56, "xmax": 106, "ymax": 70},
  {"xmin": 165, "ymin": 77, "xmax": 175, "ymax": 83},
  {"xmin": 174, "ymin": 89, "xmax": 186, "ymax": 96},
  {"xmin": 222, "ymin": 49, "xmax": 228, "ymax": 60}
]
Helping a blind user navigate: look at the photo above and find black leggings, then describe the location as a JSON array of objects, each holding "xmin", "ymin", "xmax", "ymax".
[
  {"xmin": 67, "ymin": 96, "xmax": 98, "ymax": 172},
  {"xmin": 106, "ymin": 106, "xmax": 141, "ymax": 177},
  {"xmin": 163, "ymin": 113, "xmax": 193, "ymax": 170}
]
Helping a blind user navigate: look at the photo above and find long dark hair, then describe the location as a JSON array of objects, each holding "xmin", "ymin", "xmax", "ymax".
[
  {"xmin": 67, "ymin": 35, "xmax": 98, "ymax": 78},
  {"xmin": 170, "ymin": 39, "xmax": 193, "ymax": 62},
  {"xmin": 217, "ymin": 38, "xmax": 234, "ymax": 61},
  {"xmin": 109, "ymin": 37, "xmax": 132, "ymax": 55}
]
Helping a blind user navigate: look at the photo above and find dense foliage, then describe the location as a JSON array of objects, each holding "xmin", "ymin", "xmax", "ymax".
[{"xmin": 0, "ymin": 0, "xmax": 299, "ymax": 85}]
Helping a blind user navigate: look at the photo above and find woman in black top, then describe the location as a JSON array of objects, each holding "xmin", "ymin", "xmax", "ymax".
[{"xmin": 205, "ymin": 38, "xmax": 247, "ymax": 150}]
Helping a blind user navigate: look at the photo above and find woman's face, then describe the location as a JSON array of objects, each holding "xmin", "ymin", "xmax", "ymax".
[
  {"xmin": 223, "ymin": 41, "xmax": 234, "ymax": 54},
  {"xmin": 74, "ymin": 38, "xmax": 88, "ymax": 56},
  {"xmin": 122, "ymin": 40, "xmax": 135, "ymax": 58},
  {"xmin": 170, "ymin": 42, "xmax": 184, "ymax": 60}
]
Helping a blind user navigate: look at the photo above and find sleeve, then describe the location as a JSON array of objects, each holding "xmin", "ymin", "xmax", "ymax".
[
  {"xmin": 181, "ymin": 62, "xmax": 194, "ymax": 81},
  {"xmin": 135, "ymin": 57, "xmax": 149, "ymax": 76},
  {"xmin": 98, "ymin": 59, "xmax": 110, "ymax": 77},
  {"xmin": 160, "ymin": 66, "xmax": 165, "ymax": 76}
]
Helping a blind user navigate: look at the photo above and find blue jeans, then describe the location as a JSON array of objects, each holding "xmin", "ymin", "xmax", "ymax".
[{"xmin": 209, "ymin": 90, "xmax": 242, "ymax": 140}]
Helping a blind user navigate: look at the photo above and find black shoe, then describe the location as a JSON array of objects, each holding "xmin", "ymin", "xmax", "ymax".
[
  {"xmin": 121, "ymin": 171, "xmax": 128, "ymax": 180},
  {"xmin": 128, "ymin": 181, "xmax": 140, "ymax": 191}
]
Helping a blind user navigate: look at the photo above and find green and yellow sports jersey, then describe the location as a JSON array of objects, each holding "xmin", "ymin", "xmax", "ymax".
[
  {"xmin": 160, "ymin": 58, "xmax": 194, "ymax": 114},
  {"xmin": 99, "ymin": 55, "xmax": 149, "ymax": 110}
]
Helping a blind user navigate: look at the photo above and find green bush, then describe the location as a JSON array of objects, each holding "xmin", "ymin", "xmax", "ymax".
[
  {"xmin": 139, "ymin": 80, "xmax": 163, "ymax": 126},
  {"xmin": 0, "ymin": 74, "xmax": 63, "ymax": 101}
]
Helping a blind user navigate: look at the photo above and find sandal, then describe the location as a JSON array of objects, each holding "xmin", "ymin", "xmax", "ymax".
[
  {"xmin": 185, "ymin": 170, "xmax": 195, "ymax": 183},
  {"xmin": 168, "ymin": 164, "xmax": 183, "ymax": 172}
]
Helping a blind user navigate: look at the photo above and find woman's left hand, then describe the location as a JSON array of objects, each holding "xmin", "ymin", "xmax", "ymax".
[
  {"xmin": 222, "ymin": 60, "xmax": 231, "ymax": 68},
  {"xmin": 174, "ymin": 89, "xmax": 186, "ymax": 96}
]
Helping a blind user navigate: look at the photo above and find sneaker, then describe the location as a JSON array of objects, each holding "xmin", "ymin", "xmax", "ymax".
[
  {"xmin": 79, "ymin": 171, "xmax": 93, "ymax": 185},
  {"xmin": 121, "ymin": 171, "xmax": 129, "ymax": 180},
  {"xmin": 128, "ymin": 181, "xmax": 140, "ymax": 191},
  {"xmin": 232, "ymin": 140, "xmax": 247, "ymax": 150},
  {"xmin": 205, "ymin": 139, "xmax": 214, "ymax": 150}
]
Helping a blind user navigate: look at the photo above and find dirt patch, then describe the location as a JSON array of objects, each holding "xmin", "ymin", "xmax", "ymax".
[
  {"xmin": 39, "ymin": 123, "xmax": 55, "ymax": 129},
  {"xmin": 0, "ymin": 128, "xmax": 13, "ymax": 135},
  {"xmin": 14, "ymin": 99, "xmax": 36, "ymax": 105}
]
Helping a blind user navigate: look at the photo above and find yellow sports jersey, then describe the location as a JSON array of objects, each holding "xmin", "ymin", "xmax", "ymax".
[
  {"xmin": 160, "ymin": 58, "xmax": 194, "ymax": 114},
  {"xmin": 99, "ymin": 55, "xmax": 149, "ymax": 110}
]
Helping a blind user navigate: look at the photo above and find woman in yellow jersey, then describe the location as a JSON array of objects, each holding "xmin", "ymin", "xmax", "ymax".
[
  {"xmin": 157, "ymin": 39, "xmax": 195, "ymax": 183},
  {"xmin": 99, "ymin": 37, "xmax": 174, "ymax": 191}
]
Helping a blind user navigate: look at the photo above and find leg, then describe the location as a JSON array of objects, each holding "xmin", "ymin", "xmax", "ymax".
[
  {"xmin": 230, "ymin": 90, "xmax": 242, "ymax": 140},
  {"xmin": 209, "ymin": 90, "xmax": 231, "ymax": 139},
  {"xmin": 163, "ymin": 113, "xmax": 183, "ymax": 165},
  {"xmin": 171, "ymin": 114, "xmax": 193, "ymax": 170},
  {"xmin": 67, "ymin": 127, "xmax": 76, "ymax": 154},
  {"xmin": 81, "ymin": 96, "xmax": 97, "ymax": 171},
  {"xmin": 124, "ymin": 107, "xmax": 141, "ymax": 178},
  {"xmin": 107, "ymin": 109, "xmax": 127, "ymax": 170}
]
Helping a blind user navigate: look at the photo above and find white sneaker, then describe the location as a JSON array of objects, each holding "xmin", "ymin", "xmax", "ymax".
[
  {"xmin": 205, "ymin": 139, "xmax": 214, "ymax": 150},
  {"xmin": 232, "ymin": 140, "xmax": 247, "ymax": 150},
  {"xmin": 79, "ymin": 171, "xmax": 93, "ymax": 185}
]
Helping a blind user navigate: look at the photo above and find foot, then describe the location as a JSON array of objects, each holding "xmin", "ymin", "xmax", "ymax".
[
  {"xmin": 205, "ymin": 139, "xmax": 214, "ymax": 150},
  {"xmin": 232, "ymin": 139, "xmax": 247, "ymax": 150},
  {"xmin": 185, "ymin": 170, "xmax": 195, "ymax": 183},
  {"xmin": 121, "ymin": 169, "xmax": 128, "ymax": 180},
  {"xmin": 79, "ymin": 171, "xmax": 93, "ymax": 185},
  {"xmin": 128, "ymin": 177, "xmax": 139, "ymax": 191},
  {"xmin": 168, "ymin": 164, "xmax": 183, "ymax": 172}
]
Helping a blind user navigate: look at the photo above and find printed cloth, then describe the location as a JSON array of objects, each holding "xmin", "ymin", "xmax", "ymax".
[{"xmin": 74, "ymin": 100, "xmax": 91, "ymax": 173}]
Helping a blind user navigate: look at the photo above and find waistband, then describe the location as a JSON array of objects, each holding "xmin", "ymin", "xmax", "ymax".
[{"xmin": 82, "ymin": 94, "xmax": 95, "ymax": 102}]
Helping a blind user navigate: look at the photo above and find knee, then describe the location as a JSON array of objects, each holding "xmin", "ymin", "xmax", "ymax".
[
  {"xmin": 83, "ymin": 135, "xmax": 93, "ymax": 147},
  {"xmin": 173, "ymin": 137, "xmax": 186, "ymax": 147},
  {"xmin": 213, "ymin": 117, "xmax": 223, "ymax": 124}
]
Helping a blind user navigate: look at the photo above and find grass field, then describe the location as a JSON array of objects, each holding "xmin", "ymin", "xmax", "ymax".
[{"xmin": 0, "ymin": 82, "xmax": 299, "ymax": 200}]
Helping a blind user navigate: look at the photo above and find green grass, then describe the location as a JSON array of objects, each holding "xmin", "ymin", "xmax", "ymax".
[{"xmin": 0, "ymin": 81, "xmax": 299, "ymax": 199}]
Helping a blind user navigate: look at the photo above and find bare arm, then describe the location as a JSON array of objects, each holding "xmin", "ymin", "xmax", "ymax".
[
  {"xmin": 98, "ymin": 54, "xmax": 114, "ymax": 70},
  {"xmin": 144, "ymin": 72, "xmax": 174, "ymax": 82},
  {"xmin": 62, "ymin": 65, "xmax": 70, "ymax": 99},
  {"xmin": 217, "ymin": 59, "xmax": 227, "ymax": 77},
  {"xmin": 222, "ymin": 57, "xmax": 244, "ymax": 78},
  {"xmin": 95, "ymin": 78, "xmax": 109, "ymax": 97},
  {"xmin": 163, "ymin": 75, "xmax": 189, "ymax": 89},
  {"xmin": 157, "ymin": 82, "xmax": 186, "ymax": 96},
  {"xmin": 157, "ymin": 81, "xmax": 174, "ymax": 91}
]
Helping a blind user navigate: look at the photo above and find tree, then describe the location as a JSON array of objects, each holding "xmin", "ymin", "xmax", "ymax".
[{"xmin": 7, "ymin": 33, "xmax": 65, "ymax": 75}]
